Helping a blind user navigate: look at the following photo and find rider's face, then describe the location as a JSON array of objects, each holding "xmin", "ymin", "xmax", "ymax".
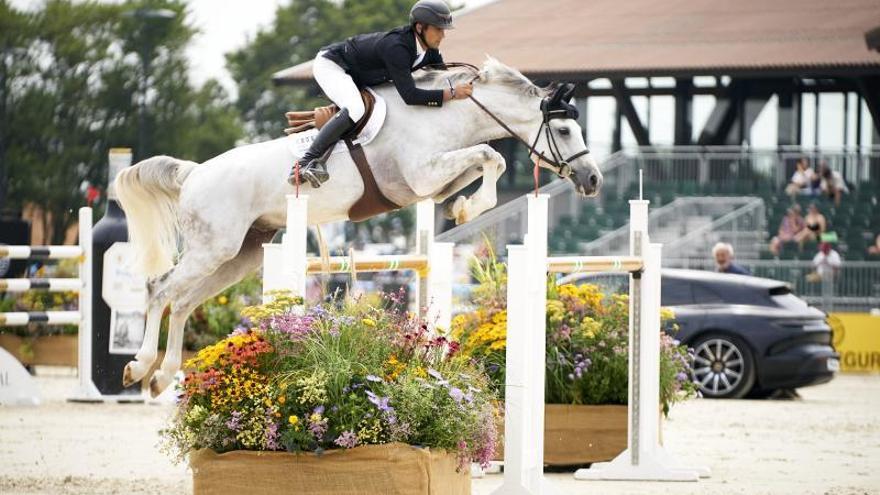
[{"xmin": 418, "ymin": 24, "xmax": 445, "ymax": 49}]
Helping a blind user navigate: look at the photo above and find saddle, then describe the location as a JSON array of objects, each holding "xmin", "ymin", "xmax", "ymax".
[
  {"xmin": 285, "ymin": 90, "xmax": 401, "ymax": 222},
  {"xmin": 286, "ymin": 89, "xmax": 376, "ymax": 135}
]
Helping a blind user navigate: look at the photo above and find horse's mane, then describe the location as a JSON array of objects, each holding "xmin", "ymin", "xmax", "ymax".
[{"xmin": 414, "ymin": 57, "xmax": 552, "ymax": 98}]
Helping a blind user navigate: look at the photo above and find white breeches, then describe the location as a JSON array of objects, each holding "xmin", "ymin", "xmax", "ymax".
[{"xmin": 313, "ymin": 52, "xmax": 366, "ymax": 122}]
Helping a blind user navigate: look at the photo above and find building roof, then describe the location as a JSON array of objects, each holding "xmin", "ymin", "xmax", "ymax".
[{"xmin": 273, "ymin": 0, "xmax": 880, "ymax": 85}]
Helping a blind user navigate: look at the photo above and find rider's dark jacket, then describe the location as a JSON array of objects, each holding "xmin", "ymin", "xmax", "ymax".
[{"xmin": 320, "ymin": 25, "xmax": 445, "ymax": 107}]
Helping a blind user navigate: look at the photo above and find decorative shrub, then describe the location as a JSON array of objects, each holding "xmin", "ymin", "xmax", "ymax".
[{"xmin": 160, "ymin": 291, "xmax": 500, "ymax": 470}]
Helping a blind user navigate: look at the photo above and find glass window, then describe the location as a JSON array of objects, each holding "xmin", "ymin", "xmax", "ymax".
[
  {"xmin": 661, "ymin": 279, "xmax": 693, "ymax": 305},
  {"xmin": 691, "ymin": 282, "xmax": 725, "ymax": 304}
]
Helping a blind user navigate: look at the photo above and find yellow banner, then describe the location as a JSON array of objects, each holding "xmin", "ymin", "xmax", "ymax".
[{"xmin": 829, "ymin": 313, "xmax": 880, "ymax": 373}]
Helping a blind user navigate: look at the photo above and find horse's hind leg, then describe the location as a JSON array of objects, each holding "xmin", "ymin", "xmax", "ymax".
[
  {"xmin": 148, "ymin": 228, "xmax": 275, "ymax": 397},
  {"xmin": 122, "ymin": 270, "xmax": 174, "ymax": 388}
]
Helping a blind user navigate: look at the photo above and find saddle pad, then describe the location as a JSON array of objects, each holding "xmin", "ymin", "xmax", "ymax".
[{"xmin": 285, "ymin": 87, "xmax": 387, "ymax": 159}]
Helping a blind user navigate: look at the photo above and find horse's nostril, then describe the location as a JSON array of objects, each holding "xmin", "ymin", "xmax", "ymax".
[{"xmin": 589, "ymin": 174, "xmax": 598, "ymax": 187}]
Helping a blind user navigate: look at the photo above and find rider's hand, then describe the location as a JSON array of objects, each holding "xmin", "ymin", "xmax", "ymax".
[{"xmin": 454, "ymin": 82, "xmax": 473, "ymax": 99}]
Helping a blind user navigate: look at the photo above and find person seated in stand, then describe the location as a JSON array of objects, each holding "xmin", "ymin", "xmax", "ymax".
[
  {"xmin": 286, "ymin": 0, "xmax": 473, "ymax": 188},
  {"xmin": 794, "ymin": 203, "xmax": 827, "ymax": 247},
  {"xmin": 868, "ymin": 234, "xmax": 880, "ymax": 257},
  {"xmin": 769, "ymin": 206, "xmax": 806, "ymax": 256},
  {"xmin": 712, "ymin": 242, "xmax": 751, "ymax": 275},
  {"xmin": 785, "ymin": 158, "xmax": 818, "ymax": 198},
  {"xmin": 818, "ymin": 162, "xmax": 849, "ymax": 207}
]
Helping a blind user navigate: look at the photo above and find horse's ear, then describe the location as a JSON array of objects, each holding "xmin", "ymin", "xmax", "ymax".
[
  {"xmin": 561, "ymin": 83, "xmax": 576, "ymax": 102},
  {"xmin": 548, "ymin": 83, "xmax": 565, "ymax": 105}
]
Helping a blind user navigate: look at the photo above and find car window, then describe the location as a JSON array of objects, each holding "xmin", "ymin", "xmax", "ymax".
[
  {"xmin": 691, "ymin": 282, "xmax": 725, "ymax": 304},
  {"xmin": 661, "ymin": 278, "xmax": 693, "ymax": 305}
]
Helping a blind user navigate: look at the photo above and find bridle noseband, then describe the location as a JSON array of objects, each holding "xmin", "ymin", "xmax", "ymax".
[{"xmin": 429, "ymin": 63, "xmax": 590, "ymax": 179}]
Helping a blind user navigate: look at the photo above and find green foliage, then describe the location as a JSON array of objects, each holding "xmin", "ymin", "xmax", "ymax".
[{"xmin": 1, "ymin": 0, "xmax": 242, "ymax": 242}]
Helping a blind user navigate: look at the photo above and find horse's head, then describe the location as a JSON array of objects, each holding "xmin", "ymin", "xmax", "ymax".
[{"xmin": 532, "ymin": 83, "xmax": 602, "ymax": 197}]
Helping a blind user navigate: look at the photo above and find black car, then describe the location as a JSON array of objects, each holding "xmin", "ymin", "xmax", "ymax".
[{"xmin": 559, "ymin": 269, "xmax": 839, "ymax": 399}]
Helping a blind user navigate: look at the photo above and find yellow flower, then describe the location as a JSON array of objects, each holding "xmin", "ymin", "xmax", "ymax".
[
  {"xmin": 217, "ymin": 295, "xmax": 228, "ymax": 305},
  {"xmin": 288, "ymin": 415, "xmax": 299, "ymax": 426},
  {"xmin": 362, "ymin": 318, "xmax": 376, "ymax": 327},
  {"xmin": 278, "ymin": 395, "xmax": 286, "ymax": 404}
]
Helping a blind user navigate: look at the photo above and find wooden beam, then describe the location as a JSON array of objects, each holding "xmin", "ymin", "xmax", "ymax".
[{"xmin": 611, "ymin": 79, "xmax": 651, "ymax": 146}]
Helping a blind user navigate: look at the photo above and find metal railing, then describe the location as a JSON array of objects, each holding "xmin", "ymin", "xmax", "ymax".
[
  {"xmin": 665, "ymin": 259, "xmax": 880, "ymax": 313},
  {"xmin": 577, "ymin": 196, "xmax": 765, "ymax": 258},
  {"xmin": 608, "ymin": 145, "xmax": 880, "ymax": 194}
]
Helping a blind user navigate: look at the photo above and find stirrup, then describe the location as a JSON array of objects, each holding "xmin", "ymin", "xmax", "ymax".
[{"xmin": 301, "ymin": 166, "xmax": 329, "ymax": 188}]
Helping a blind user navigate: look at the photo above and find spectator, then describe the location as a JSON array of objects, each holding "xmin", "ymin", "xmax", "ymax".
[
  {"xmin": 868, "ymin": 234, "xmax": 880, "ymax": 256},
  {"xmin": 769, "ymin": 206, "xmax": 806, "ymax": 256},
  {"xmin": 794, "ymin": 203, "xmax": 827, "ymax": 246},
  {"xmin": 784, "ymin": 158, "xmax": 818, "ymax": 198},
  {"xmin": 712, "ymin": 242, "xmax": 751, "ymax": 275},
  {"xmin": 818, "ymin": 161, "xmax": 849, "ymax": 206},
  {"xmin": 808, "ymin": 242, "xmax": 842, "ymax": 282}
]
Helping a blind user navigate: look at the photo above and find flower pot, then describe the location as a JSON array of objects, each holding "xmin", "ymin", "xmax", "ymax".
[
  {"xmin": 0, "ymin": 334, "xmax": 77, "ymax": 367},
  {"xmin": 494, "ymin": 404, "xmax": 627, "ymax": 466},
  {"xmin": 190, "ymin": 442, "xmax": 470, "ymax": 495}
]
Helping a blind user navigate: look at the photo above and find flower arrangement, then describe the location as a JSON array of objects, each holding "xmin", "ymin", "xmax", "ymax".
[
  {"xmin": 451, "ymin": 253, "xmax": 697, "ymax": 414},
  {"xmin": 160, "ymin": 291, "xmax": 499, "ymax": 469}
]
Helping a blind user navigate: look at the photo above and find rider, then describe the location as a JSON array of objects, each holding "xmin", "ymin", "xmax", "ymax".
[{"xmin": 288, "ymin": 0, "xmax": 474, "ymax": 188}]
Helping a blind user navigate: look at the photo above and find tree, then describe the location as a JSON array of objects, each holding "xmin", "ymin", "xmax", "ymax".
[{"xmin": 1, "ymin": 0, "xmax": 243, "ymax": 243}]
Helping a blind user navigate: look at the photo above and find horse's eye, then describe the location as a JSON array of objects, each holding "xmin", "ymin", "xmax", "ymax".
[{"xmin": 558, "ymin": 127, "xmax": 571, "ymax": 136}]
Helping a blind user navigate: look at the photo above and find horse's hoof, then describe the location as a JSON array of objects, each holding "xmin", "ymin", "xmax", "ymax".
[
  {"xmin": 149, "ymin": 374, "xmax": 166, "ymax": 398},
  {"xmin": 122, "ymin": 362, "xmax": 140, "ymax": 388},
  {"xmin": 452, "ymin": 196, "xmax": 469, "ymax": 225}
]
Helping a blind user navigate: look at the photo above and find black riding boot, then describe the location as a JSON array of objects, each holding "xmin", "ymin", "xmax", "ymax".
[{"xmin": 288, "ymin": 108, "xmax": 356, "ymax": 188}]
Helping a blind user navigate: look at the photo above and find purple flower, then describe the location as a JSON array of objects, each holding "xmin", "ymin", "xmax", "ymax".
[
  {"xmin": 366, "ymin": 391, "xmax": 393, "ymax": 412},
  {"xmin": 313, "ymin": 405, "xmax": 325, "ymax": 415},
  {"xmin": 449, "ymin": 387, "xmax": 465, "ymax": 403},
  {"xmin": 676, "ymin": 372, "xmax": 688, "ymax": 382},
  {"xmin": 427, "ymin": 368, "xmax": 443, "ymax": 380},
  {"xmin": 271, "ymin": 313, "xmax": 317, "ymax": 340},
  {"xmin": 265, "ymin": 421, "xmax": 280, "ymax": 450},
  {"xmin": 334, "ymin": 430, "xmax": 358, "ymax": 449},
  {"xmin": 365, "ymin": 375, "xmax": 383, "ymax": 383},
  {"xmin": 225, "ymin": 411, "xmax": 242, "ymax": 431}
]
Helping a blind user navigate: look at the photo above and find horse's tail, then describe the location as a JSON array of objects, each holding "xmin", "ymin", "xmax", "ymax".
[{"xmin": 114, "ymin": 155, "xmax": 198, "ymax": 278}]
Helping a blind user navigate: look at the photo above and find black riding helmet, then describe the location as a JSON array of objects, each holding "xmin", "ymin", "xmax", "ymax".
[{"xmin": 409, "ymin": 0, "xmax": 455, "ymax": 30}]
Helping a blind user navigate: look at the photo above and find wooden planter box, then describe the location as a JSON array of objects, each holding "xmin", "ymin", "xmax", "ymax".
[
  {"xmin": 190, "ymin": 443, "xmax": 470, "ymax": 495},
  {"xmin": 495, "ymin": 404, "xmax": 627, "ymax": 466},
  {"xmin": 0, "ymin": 334, "xmax": 77, "ymax": 367}
]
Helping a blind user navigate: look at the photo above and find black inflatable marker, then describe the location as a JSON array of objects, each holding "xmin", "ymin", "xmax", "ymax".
[{"xmin": 71, "ymin": 148, "xmax": 146, "ymax": 401}]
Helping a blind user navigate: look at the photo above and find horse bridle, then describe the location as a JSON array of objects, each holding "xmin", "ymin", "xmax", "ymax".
[{"xmin": 428, "ymin": 62, "xmax": 590, "ymax": 179}]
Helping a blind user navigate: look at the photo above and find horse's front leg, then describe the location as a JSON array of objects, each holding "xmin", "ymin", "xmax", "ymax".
[{"xmin": 415, "ymin": 144, "xmax": 507, "ymax": 225}]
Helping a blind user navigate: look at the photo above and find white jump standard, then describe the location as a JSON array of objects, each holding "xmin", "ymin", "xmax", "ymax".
[{"xmin": 495, "ymin": 194, "xmax": 709, "ymax": 495}]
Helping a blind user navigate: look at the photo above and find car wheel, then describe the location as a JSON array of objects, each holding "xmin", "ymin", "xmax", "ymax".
[{"xmin": 691, "ymin": 334, "xmax": 756, "ymax": 399}]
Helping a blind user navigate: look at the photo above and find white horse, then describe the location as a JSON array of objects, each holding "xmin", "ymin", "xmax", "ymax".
[{"xmin": 115, "ymin": 58, "xmax": 602, "ymax": 396}]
